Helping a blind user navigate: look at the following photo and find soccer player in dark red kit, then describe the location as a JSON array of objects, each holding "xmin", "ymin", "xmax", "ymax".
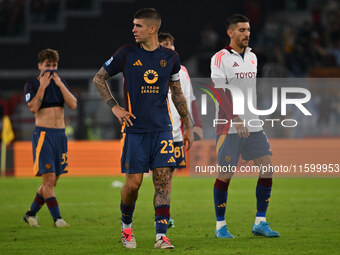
[
  {"xmin": 23, "ymin": 48, "xmax": 77, "ymax": 228},
  {"xmin": 93, "ymin": 8, "xmax": 191, "ymax": 249},
  {"xmin": 211, "ymin": 14, "xmax": 280, "ymax": 238}
]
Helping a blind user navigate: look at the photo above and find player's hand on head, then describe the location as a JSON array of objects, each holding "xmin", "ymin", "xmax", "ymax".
[
  {"xmin": 193, "ymin": 126, "xmax": 203, "ymax": 141},
  {"xmin": 112, "ymin": 105, "xmax": 136, "ymax": 127},
  {"xmin": 232, "ymin": 116, "xmax": 249, "ymax": 138}
]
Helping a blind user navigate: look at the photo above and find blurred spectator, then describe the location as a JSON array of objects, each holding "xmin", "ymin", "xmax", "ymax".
[
  {"xmin": 317, "ymin": 91, "xmax": 333, "ymax": 124},
  {"xmin": 250, "ymin": 0, "xmax": 340, "ymax": 77},
  {"xmin": 65, "ymin": 117, "xmax": 75, "ymax": 140},
  {"xmin": 86, "ymin": 113, "xmax": 101, "ymax": 140},
  {"xmin": 66, "ymin": 0, "xmax": 93, "ymax": 10},
  {"xmin": 45, "ymin": 0, "xmax": 61, "ymax": 23},
  {"xmin": 262, "ymin": 15, "xmax": 281, "ymax": 52},
  {"xmin": 325, "ymin": 0, "xmax": 340, "ymax": 11},
  {"xmin": 332, "ymin": 91, "xmax": 340, "ymax": 122},
  {"xmin": 30, "ymin": 0, "xmax": 61, "ymax": 24},
  {"xmin": 328, "ymin": 39, "xmax": 340, "ymax": 66},
  {"xmin": 30, "ymin": 0, "xmax": 45, "ymax": 23},
  {"xmin": 244, "ymin": 0, "xmax": 262, "ymax": 28},
  {"xmin": 200, "ymin": 22, "xmax": 219, "ymax": 51},
  {"xmin": 0, "ymin": 0, "xmax": 25, "ymax": 36}
]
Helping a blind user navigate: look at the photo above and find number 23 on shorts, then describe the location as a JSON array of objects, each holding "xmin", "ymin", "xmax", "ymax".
[{"xmin": 160, "ymin": 140, "xmax": 174, "ymax": 154}]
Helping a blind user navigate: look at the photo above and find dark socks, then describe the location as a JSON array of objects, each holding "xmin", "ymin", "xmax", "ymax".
[
  {"xmin": 256, "ymin": 178, "xmax": 272, "ymax": 217},
  {"xmin": 214, "ymin": 179, "xmax": 230, "ymax": 221}
]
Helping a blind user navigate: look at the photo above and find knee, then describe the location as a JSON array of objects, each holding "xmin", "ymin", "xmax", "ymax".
[
  {"xmin": 125, "ymin": 181, "xmax": 141, "ymax": 194},
  {"xmin": 43, "ymin": 178, "xmax": 55, "ymax": 189},
  {"xmin": 43, "ymin": 182, "xmax": 54, "ymax": 190},
  {"xmin": 217, "ymin": 177, "xmax": 231, "ymax": 183},
  {"xmin": 260, "ymin": 173, "xmax": 273, "ymax": 179}
]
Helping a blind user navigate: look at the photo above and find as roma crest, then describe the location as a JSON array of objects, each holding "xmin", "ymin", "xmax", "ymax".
[{"xmin": 160, "ymin": 60, "xmax": 167, "ymax": 67}]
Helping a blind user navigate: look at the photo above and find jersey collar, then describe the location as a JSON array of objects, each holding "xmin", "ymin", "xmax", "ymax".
[
  {"xmin": 225, "ymin": 45, "xmax": 252, "ymax": 54},
  {"xmin": 139, "ymin": 43, "xmax": 161, "ymax": 52}
]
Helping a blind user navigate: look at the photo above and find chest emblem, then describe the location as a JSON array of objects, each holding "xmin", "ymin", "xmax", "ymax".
[
  {"xmin": 144, "ymin": 70, "xmax": 159, "ymax": 84},
  {"xmin": 250, "ymin": 59, "xmax": 255, "ymax": 65},
  {"xmin": 133, "ymin": 59, "xmax": 143, "ymax": 66},
  {"xmin": 160, "ymin": 60, "xmax": 167, "ymax": 67},
  {"xmin": 232, "ymin": 62, "xmax": 239, "ymax": 67}
]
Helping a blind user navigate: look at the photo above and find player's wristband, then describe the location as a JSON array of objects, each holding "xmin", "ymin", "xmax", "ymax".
[{"xmin": 107, "ymin": 98, "xmax": 118, "ymax": 109}]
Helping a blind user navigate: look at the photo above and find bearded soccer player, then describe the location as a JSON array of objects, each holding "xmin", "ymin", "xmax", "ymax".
[
  {"xmin": 23, "ymin": 49, "xmax": 77, "ymax": 228},
  {"xmin": 211, "ymin": 14, "xmax": 280, "ymax": 238},
  {"xmin": 93, "ymin": 8, "xmax": 191, "ymax": 249}
]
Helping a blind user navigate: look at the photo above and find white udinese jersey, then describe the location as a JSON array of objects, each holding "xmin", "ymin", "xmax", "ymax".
[
  {"xmin": 211, "ymin": 46, "xmax": 262, "ymax": 135},
  {"xmin": 168, "ymin": 65, "xmax": 195, "ymax": 142}
]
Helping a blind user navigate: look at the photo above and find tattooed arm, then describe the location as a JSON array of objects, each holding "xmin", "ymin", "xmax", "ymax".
[
  {"xmin": 93, "ymin": 67, "xmax": 135, "ymax": 126},
  {"xmin": 169, "ymin": 80, "xmax": 190, "ymax": 128},
  {"xmin": 93, "ymin": 67, "xmax": 117, "ymax": 107},
  {"xmin": 169, "ymin": 80, "xmax": 192, "ymax": 149}
]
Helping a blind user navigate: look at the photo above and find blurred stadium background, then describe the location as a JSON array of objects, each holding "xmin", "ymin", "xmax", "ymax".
[{"xmin": 1, "ymin": 0, "xmax": 340, "ymax": 176}]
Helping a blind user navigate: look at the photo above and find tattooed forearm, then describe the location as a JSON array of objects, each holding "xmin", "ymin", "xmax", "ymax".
[
  {"xmin": 170, "ymin": 80, "xmax": 190, "ymax": 129},
  {"xmin": 152, "ymin": 167, "xmax": 171, "ymax": 207},
  {"xmin": 93, "ymin": 67, "xmax": 118, "ymax": 108}
]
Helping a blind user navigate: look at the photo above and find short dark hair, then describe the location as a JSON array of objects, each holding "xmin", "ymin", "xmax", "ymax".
[
  {"xmin": 38, "ymin": 48, "xmax": 59, "ymax": 63},
  {"xmin": 225, "ymin": 14, "xmax": 249, "ymax": 30},
  {"xmin": 158, "ymin": 32, "xmax": 175, "ymax": 44},
  {"xmin": 134, "ymin": 8, "xmax": 161, "ymax": 21}
]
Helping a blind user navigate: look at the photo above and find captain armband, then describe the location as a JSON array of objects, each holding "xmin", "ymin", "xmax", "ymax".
[{"xmin": 169, "ymin": 72, "xmax": 180, "ymax": 82}]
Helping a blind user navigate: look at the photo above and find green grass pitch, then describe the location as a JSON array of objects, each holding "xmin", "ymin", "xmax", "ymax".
[{"xmin": 0, "ymin": 176, "xmax": 339, "ymax": 254}]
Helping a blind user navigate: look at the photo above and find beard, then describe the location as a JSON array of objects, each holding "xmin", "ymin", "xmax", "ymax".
[{"xmin": 238, "ymin": 39, "xmax": 249, "ymax": 49}]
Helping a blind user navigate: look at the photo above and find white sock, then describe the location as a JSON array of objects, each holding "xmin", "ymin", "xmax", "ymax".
[
  {"xmin": 156, "ymin": 233, "xmax": 165, "ymax": 241},
  {"xmin": 255, "ymin": 217, "xmax": 266, "ymax": 225},
  {"xmin": 122, "ymin": 222, "xmax": 132, "ymax": 229},
  {"xmin": 216, "ymin": 220, "xmax": 227, "ymax": 230}
]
